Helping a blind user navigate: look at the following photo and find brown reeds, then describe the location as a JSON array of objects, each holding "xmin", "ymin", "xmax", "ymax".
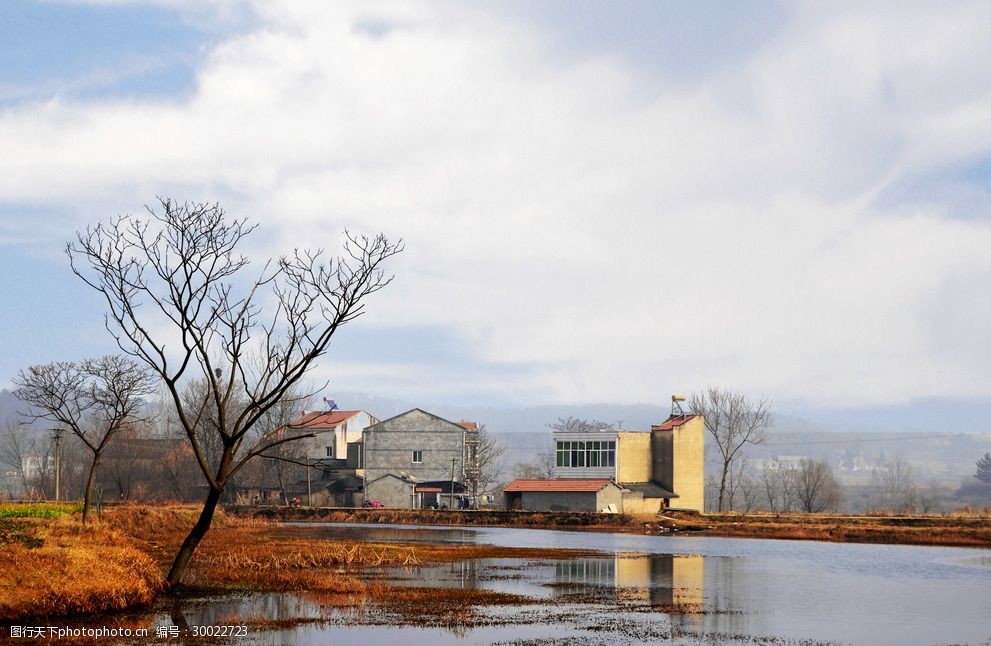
[{"xmin": 0, "ymin": 519, "xmax": 162, "ymax": 620}]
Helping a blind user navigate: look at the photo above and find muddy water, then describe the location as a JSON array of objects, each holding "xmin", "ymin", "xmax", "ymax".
[{"xmin": 132, "ymin": 525, "xmax": 991, "ymax": 644}]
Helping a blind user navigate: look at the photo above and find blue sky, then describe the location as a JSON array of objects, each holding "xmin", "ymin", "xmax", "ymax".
[{"xmin": 3, "ymin": 1, "xmax": 991, "ymax": 430}]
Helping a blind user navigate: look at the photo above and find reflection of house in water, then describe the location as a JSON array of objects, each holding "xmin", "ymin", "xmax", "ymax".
[{"xmin": 553, "ymin": 554, "xmax": 704, "ymax": 616}]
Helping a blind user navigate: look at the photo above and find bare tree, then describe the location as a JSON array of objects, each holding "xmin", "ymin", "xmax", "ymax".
[
  {"xmin": 67, "ymin": 198, "xmax": 402, "ymax": 586},
  {"xmin": 689, "ymin": 387, "xmax": 772, "ymax": 512},
  {"xmin": 512, "ymin": 451, "xmax": 555, "ymax": 479},
  {"xmin": 252, "ymin": 384, "xmax": 313, "ymax": 505},
  {"xmin": 871, "ymin": 455, "xmax": 918, "ymax": 513},
  {"xmin": 734, "ymin": 461, "xmax": 760, "ymax": 513},
  {"xmin": 792, "ymin": 459, "xmax": 841, "ymax": 513},
  {"xmin": 0, "ymin": 423, "xmax": 32, "ymax": 496},
  {"xmin": 548, "ymin": 417, "xmax": 613, "ymax": 433},
  {"xmin": 13, "ymin": 357, "xmax": 155, "ymax": 521},
  {"xmin": 464, "ymin": 424, "xmax": 504, "ymax": 505}
]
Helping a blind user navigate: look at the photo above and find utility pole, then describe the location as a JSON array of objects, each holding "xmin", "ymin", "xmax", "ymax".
[
  {"xmin": 450, "ymin": 456, "xmax": 457, "ymax": 510},
  {"xmin": 52, "ymin": 428, "xmax": 63, "ymax": 502},
  {"xmin": 306, "ymin": 459, "xmax": 312, "ymax": 507}
]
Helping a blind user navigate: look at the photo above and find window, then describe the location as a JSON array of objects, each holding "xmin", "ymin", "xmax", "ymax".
[
  {"xmin": 412, "ymin": 450, "xmax": 423, "ymax": 464},
  {"xmin": 555, "ymin": 439, "xmax": 615, "ymax": 469},
  {"xmin": 325, "ymin": 446, "xmax": 334, "ymax": 457}
]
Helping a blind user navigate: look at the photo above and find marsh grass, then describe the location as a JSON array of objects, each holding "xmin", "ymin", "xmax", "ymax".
[
  {"xmin": 658, "ymin": 511, "xmax": 991, "ymax": 546},
  {"xmin": 0, "ymin": 518, "xmax": 161, "ymax": 620}
]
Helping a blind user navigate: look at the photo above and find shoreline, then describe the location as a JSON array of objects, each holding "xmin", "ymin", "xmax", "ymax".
[{"xmin": 229, "ymin": 505, "xmax": 991, "ymax": 548}]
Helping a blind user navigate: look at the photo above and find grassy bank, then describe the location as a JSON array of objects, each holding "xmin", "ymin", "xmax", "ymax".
[
  {"xmin": 0, "ymin": 505, "xmax": 160, "ymax": 621},
  {"xmin": 0, "ymin": 503, "xmax": 597, "ymax": 622},
  {"xmin": 652, "ymin": 510, "xmax": 991, "ymax": 547},
  {"xmin": 231, "ymin": 505, "xmax": 991, "ymax": 548}
]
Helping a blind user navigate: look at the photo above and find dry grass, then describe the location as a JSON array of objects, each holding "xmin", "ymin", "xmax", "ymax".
[
  {"xmin": 236, "ymin": 505, "xmax": 643, "ymax": 531},
  {"xmin": 0, "ymin": 518, "xmax": 162, "ymax": 620},
  {"xmin": 655, "ymin": 511, "xmax": 991, "ymax": 547}
]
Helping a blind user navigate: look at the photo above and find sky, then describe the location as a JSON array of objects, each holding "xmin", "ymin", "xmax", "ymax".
[{"xmin": 3, "ymin": 1, "xmax": 991, "ymax": 429}]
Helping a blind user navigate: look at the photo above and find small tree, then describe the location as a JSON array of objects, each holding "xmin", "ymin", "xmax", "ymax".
[
  {"xmin": 871, "ymin": 455, "xmax": 918, "ymax": 513},
  {"xmin": 976, "ymin": 452, "xmax": 991, "ymax": 485},
  {"xmin": 463, "ymin": 424, "xmax": 505, "ymax": 506},
  {"xmin": 548, "ymin": 417, "xmax": 613, "ymax": 433},
  {"xmin": 689, "ymin": 387, "xmax": 772, "ymax": 512},
  {"xmin": 793, "ymin": 459, "xmax": 841, "ymax": 513},
  {"xmin": 512, "ymin": 451, "xmax": 555, "ymax": 480},
  {"xmin": 13, "ymin": 356, "xmax": 155, "ymax": 521},
  {"xmin": 0, "ymin": 423, "xmax": 33, "ymax": 497},
  {"xmin": 67, "ymin": 198, "xmax": 401, "ymax": 586}
]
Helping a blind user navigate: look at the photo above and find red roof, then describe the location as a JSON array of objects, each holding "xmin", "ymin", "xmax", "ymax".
[
  {"xmin": 459, "ymin": 420, "xmax": 478, "ymax": 430},
  {"xmin": 288, "ymin": 410, "xmax": 361, "ymax": 430},
  {"xmin": 651, "ymin": 414, "xmax": 698, "ymax": 432},
  {"xmin": 503, "ymin": 479, "xmax": 614, "ymax": 493}
]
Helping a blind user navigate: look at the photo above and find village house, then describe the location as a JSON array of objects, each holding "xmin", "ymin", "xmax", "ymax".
[
  {"xmin": 504, "ymin": 396, "xmax": 705, "ymax": 513},
  {"xmin": 362, "ymin": 408, "xmax": 480, "ymax": 509},
  {"xmin": 286, "ymin": 407, "xmax": 378, "ymax": 461}
]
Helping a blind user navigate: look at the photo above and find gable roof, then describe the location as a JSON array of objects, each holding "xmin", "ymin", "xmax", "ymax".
[
  {"xmin": 366, "ymin": 473, "xmax": 416, "ymax": 486},
  {"xmin": 459, "ymin": 420, "xmax": 479, "ymax": 430},
  {"xmin": 651, "ymin": 414, "xmax": 699, "ymax": 432},
  {"xmin": 504, "ymin": 479, "xmax": 615, "ymax": 493},
  {"xmin": 366, "ymin": 408, "xmax": 466, "ymax": 432},
  {"xmin": 288, "ymin": 410, "xmax": 362, "ymax": 431}
]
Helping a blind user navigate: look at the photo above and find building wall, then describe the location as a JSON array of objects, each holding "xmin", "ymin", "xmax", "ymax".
[
  {"xmin": 671, "ymin": 416, "xmax": 705, "ymax": 512},
  {"xmin": 521, "ymin": 490, "xmax": 597, "ymax": 512},
  {"xmin": 651, "ymin": 429, "xmax": 674, "ymax": 492},
  {"xmin": 616, "ymin": 432, "xmax": 651, "ymax": 483},
  {"xmin": 552, "ymin": 431, "xmax": 618, "ymax": 479},
  {"xmin": 595, "ymin": 483, "xmax": 624, "ymax": 511},
  {"xmin": 363, "ymin": 409, "xmax": 466, "ymax": 486},
  {"xmin": 299, "ymin": 411, "xmax": 377, "ymax": 460},
  {"xmin": 621, "ymin": 490, "xmax": 664, "ymax": 514},
  {"xmin": 365, "ymin": 475, "xmax": 414, "ymax": 508}
]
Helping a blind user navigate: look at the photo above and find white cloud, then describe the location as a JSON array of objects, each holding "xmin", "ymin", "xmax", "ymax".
[{"xmin": 4, "ymin": 1, "xmax": 991, "ymax": 408}]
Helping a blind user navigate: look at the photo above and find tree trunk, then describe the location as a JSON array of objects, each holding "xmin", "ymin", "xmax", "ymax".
[
  {"xmin": 166, "ymin": 485, "xmax": 223, "ymax": 587},
  {"xmin": 82, "ymin": 452, "xmax": 101, "ymax": 523},
  {"xmin": 718, "ymin": 461, "xmax": 730, "ymax": 512}
]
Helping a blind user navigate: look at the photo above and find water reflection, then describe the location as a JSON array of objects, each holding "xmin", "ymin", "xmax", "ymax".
[
  {"xmin": 49, "ymin": 523, "xmax": 991, "ymax": 645},
  {"xmin": 552, "ymin": 553, "xmax": 704, "ymax": 609}
]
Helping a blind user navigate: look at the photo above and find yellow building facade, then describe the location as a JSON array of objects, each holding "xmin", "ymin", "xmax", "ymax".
[{"xmin": 550, "ymin": 409, "xmax": 705, "ymax": 513}]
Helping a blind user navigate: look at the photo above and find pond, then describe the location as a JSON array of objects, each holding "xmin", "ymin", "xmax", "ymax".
[{"xmin": 102, "ymin": 524, "xmax": 991, "ymax": 644}]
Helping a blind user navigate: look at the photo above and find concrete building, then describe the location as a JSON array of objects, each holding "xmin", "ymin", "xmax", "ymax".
[
  {"xmin": 508, "ymin": 397, "xmax": 705, "ymax": 513},
  {"xmin": 503, "ymin": 479, "xmax": 624, "ymax": 512},
  {"xmin": 362, "ymin": 408, "xmax": 479, "ymax": 509},
  {"xmin": 649, "ymin": 413, "xmax": 705, "ymax": 513},
  {"xmin": 288, "ymin": 409, "xmax": 378, "ymax": 461}
]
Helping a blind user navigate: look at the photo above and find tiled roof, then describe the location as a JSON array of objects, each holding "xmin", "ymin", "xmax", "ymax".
[
  {"xmin": 651, "ymin": 414, "xmax": 698, "ymax": 432},
  {"xmin": 459, "ymin": 420, "xmax": 479, "ymax": 430},
  {"xmin": 288, "ymin": 410, "xmax": 361, "ymax": 430},
  {"xmin": 503, "ymin": 479, "xmax": 614, "ymax": 493}
]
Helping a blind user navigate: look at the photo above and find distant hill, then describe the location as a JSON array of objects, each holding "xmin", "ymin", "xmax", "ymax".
[{"xmin": 0, "ymin": 389, "xmax": 19, "ymax": 426}]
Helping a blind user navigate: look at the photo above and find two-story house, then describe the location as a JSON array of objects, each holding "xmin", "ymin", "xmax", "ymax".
[
  {"xmin": 505, "ymin": 398, "xmax": 705, "ymax": 513},
  {"xmin": 362, "ymin": 408, "xmax": 479, "ymax": 508},
  {"xmin": 288, "ymin": 409, "xmax": 378, "ymax": 462}
]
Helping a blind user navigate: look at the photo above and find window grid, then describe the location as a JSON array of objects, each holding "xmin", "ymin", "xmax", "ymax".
[
  {"xmin": 555, "ymin": 440, "xmax": 615, "ymax": 468},
  {"xmin": 411, "ymin": 450, "xmax": 423, "ymax": 464}
]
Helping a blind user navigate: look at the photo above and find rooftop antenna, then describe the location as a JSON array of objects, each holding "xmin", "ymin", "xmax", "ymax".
[
  {"xmin": 323, "ymin": 397, "xmax": 338, "ymax": 411},
  {"xmin": 671, "ymin": 395, "xmax": 686, "ymax": 417}
]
